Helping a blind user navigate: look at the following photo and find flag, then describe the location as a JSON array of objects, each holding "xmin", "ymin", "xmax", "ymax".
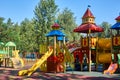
[{"xmin": 88, "ymin": 5, "xmax": 91, "ymax": 8}]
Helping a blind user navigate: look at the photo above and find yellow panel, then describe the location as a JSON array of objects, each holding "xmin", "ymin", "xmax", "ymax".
[
  {"xmin": 118, "ymin": 36, "xmax": 120, "ymax": 45},
  {"xmin": 82, "ymin": 38, "xmax": 88, "ymax": 47},
  {"xmin": 97, "ymin": 38, "xmax": 111, "ymax": 49},
  {"xmin": 91, "ymin": 37, "xmax": 97, "ymax": 49},
  {"xmin": 40, "ymin": 44, "xmax": 47, "ymax": 54},
  {"xmin": 97, "ymin": 53, "xmax": 112, "ymax": 63}
]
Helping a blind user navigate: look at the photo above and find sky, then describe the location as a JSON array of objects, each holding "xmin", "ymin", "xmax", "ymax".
[{"xmin": 0, "ymin": 0, "xmax": 120, "ymax": 25}]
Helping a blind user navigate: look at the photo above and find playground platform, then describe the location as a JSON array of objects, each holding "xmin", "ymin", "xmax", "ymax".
[{"xmin": 0, "ymin": 67, "xmax": 120, "ymax": 80}]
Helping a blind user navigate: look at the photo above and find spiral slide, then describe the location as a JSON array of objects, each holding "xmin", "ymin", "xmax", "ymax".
[{"xmin": 18, "ymin": 49, "xmax": 53, "ymax": 76}]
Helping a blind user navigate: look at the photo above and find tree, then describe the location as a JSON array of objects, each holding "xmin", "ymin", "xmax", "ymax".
[
  {"xmin": 0, "ymin": 17, "xmax": 4, "ymax": 26},
  {"xmin": 19, "ymin": 18, "xmax": 36, "ymax": 52},
  {"xmin": 57, "ymin": 8, "xmax": 80, "ymax": 41},
  {"xmin": 0, "ymin": 17, "xmax": 14, "ymax": 42},
  {"xmin": 33, "ymin": 0, "xmax": 59, "ymax": 49},
  {"xmin": 0, "ymin": 17, "xmax": 5, "ymax": 41},
  {"xmin": 98, "ymin": 22, "xmax": 111, "ymax": 38},
  {"xmin": 7, "ymin": 18, "xmax": 13, "ymax": 27},
  {"xmin": 12, "ymin": 23, "xmax": 21, "ymax": 49}
]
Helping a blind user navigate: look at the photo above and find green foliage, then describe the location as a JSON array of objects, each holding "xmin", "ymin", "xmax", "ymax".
[
  {"xmin": 98, "ymin": 22, "xmax": 111, "ymax": 38},
  {"xmin": 0, "ymin": 18, "xmax": 15, "ymax": 42},
  {"xmin": 1, "ymin": 0, "xmax": 114, "ymax": 53},
  {"xmin": 19, "ymin": 18, "xmax": 36, "ymax": 52},
  {"xmin": 33, "ymin": 0, "xmax": 58, "ymax": 49},
  {"xmin": 0, "ymin": 17, "xmax": 6, "ymax": 40},
  {"xmin": 57, "ymin": 8, "xmax": 80, "ymax": 41},
  {"xmin": 0, "ymin": 0, "xmax": 81, "ymax": 52}
]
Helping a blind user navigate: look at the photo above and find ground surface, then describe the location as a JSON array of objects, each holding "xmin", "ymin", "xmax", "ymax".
[
  {"xmin": 0, "ymin": 60, "xmax": 120, "ymax": 80},
  {"xmin": 0, "ymin": 67, "xmax": 120, "ymax": 80}
]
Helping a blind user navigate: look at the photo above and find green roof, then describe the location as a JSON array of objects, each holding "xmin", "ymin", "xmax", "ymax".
[
  {"xmin": 0, "ymin": 42, "xmax": 4, "ymax": 46},
  {"xmin": 5, "ymin": 41, "xmax": 16, "ymax": 47}
]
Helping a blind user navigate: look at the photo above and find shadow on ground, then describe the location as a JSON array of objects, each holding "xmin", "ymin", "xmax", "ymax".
[{"xmin": 0, "ymin": 67, "xmax": 119, "ymax": 80}]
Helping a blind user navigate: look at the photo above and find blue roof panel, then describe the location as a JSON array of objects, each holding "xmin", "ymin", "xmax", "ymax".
[
  {"xmin": 46, "ymin": 30, "xmax": 65, "ymax": 37},
  {"xmin": 111, "ymin": 22, "xmax": 120, "ymax": 29},
  {"xmin": 57, "ymin": 36, "xmax": 68, "ymax": 41}
]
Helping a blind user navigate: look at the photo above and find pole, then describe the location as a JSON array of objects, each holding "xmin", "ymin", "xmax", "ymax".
[
  {"xmin": 54, "ymin": 36, "xmax": 56, "ymax": 56},
  {"xmin": 54, "ymin": 36, "xmax": 57, "ymax": 73},
  {"xmin": 63, "ymin": 36, "xmax": 66, "ymax": 73},
  {"xmin": 47, "ymin": 37, "xmax": 49, "ymax": 46},
  {"xmin": 110, "ymin": 29, "xmax": 113, "ymax": 60},
  {"xmin": 89, "ymin": 29, "xmax": 91, "ymax": 72}
]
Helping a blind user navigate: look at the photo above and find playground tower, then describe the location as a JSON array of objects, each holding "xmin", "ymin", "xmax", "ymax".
[
  {"xmin": 111, "ymin": 14, "xmax": 120, "ymax": 65},
  {"xmin": 46, "ymin": 22, "xmax": 65, "ymax": 73},
  {"xmin": 73, "ymin": 7, "xmax": 103, "ymax": 72}
]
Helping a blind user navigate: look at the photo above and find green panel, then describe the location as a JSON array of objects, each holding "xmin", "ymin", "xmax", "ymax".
[
  {"xmin": 112, "ymin": 54, "xmax": 114, "ymax": 60},
  {"xmin": 113, "ymin": 46, "xmax": 120, "ymax": 50},
  {"xmin": 117, "ymin": 54, "xmax": 120, "ymax": 64}
]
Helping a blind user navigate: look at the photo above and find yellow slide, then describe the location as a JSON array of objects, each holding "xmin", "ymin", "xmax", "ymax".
[
  {"xmin": 11, "ymin": 50, "xmax": 24, "ymax": 68},
  {"xmin": 18, "ymin": 49, "xmax": 53, "ymax": 76}
]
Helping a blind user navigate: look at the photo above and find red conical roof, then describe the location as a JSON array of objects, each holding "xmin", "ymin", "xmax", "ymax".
[
  {"xmin": 73, "ymin": 8, "xmax": 103, "ymax": 33},
  {"xmin": 115, "ymin": 16, "xmax": 120, "ymax": 20},
  {"xmin": 82, "ymin": 8, "xmax": 95, "ymax": 18},
  {"xmin": 73, "ymin": 23, "xmax": 104, "ymax": 33},
  {"xmin": 51, "ymin": 23, "xmax": 60, "ymax": 29}
]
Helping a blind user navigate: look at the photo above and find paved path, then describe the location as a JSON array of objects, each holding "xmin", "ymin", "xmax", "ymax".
[
  {"xmin": 67, "ymin": 71, "xmax": 120, "ymax": 80},
  {"xmin": 0, "ymin": 67, "xmax": 120, "ymax": 80}
]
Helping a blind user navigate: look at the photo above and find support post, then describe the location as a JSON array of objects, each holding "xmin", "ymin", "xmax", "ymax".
[
  {"xmin": 88, "ymin": 29, "xmax": 91, "ymax": 72},
  {"xmin": 63, "ymin": 36, "xmax": 66, "ymax": 73},
  {"xmin": 54, "ymin": 36, "xmax": 56, "ymax": 56}
]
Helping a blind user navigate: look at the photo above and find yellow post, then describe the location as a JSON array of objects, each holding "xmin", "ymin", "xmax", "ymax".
[
  {"xmin": 8, "ymin": 47, "xmax": 9, "ymax": 58},
  {"xmin": 88, "ymin": 29, "xmax": 91, "ymax": 72},
  {"xmin": 54, "ymin": 36, "xmax": 56, "ymax": 56},
  {"xmin": 54, "ymin": 36, "xmax": 57, "ymax": 73},
  {"xmin": 96, "ymin": 37, "xmax": 98, "ymax": 71},
  {"xmin": 110, "ymin": 29, "xmax": 113, "ymax": 59},
  {"xmin": 58, "ymin": 40, "xmax": 61, "ymax": 48},
  {"xmin": 63, "ymin": 36, "xmax": 66, "ymax": 73}
]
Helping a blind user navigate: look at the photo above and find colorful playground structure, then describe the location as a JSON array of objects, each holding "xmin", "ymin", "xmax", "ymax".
[
  {"xmin": 72, "ymin": 8, "xmax": 120, "ymax": 73},
  {"xmin": 17, "ymin": 7, "xmax": 120, "ymax": 76},
  {"xmin": 1, "ymin": 7, "xmax": 120, "ymax": 77},
  {"xmin": 72, "ymin": 8, "xmax": 120, "ymax": 74},
  {"xmin": 0, "ymin": 41, "xmax": 24, "ymax": 68},
  {"xmin": 18, "ymin": 21, "xmax": 74, "ymax": 76}
]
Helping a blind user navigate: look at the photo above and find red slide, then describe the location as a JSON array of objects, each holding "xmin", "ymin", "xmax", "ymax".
[{"xmin": 103, "ymin": 62, "xmax": 118, "ymax": 74}]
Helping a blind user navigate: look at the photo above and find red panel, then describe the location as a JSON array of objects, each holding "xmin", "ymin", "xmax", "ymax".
[{"xmin": 73, "ymin": 48, "xmax": 84, "ymax": 63}]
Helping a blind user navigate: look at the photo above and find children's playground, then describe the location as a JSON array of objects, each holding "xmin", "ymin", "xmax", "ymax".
[{"xmin": 0, "ymin": 8, "xmax": 120, "ymax": 80}]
